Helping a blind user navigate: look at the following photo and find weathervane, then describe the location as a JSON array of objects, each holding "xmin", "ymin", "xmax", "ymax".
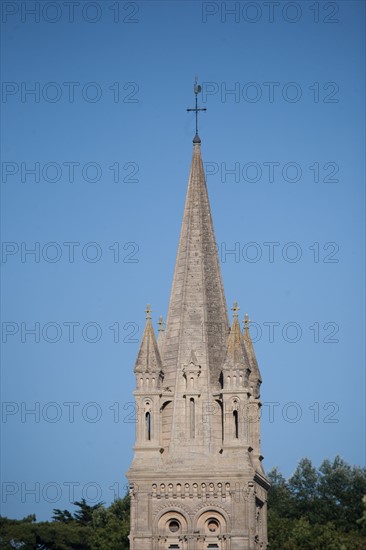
[{"xmin": 187, "ymin": 75, "xmax": 207, "ymax": 143}]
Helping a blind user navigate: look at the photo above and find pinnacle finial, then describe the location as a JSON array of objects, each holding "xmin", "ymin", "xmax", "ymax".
[
  {"xmin": 231, "ymin": 301, "xmax": 240, "ymax": 318},
  {"xmin": 145, "ymin": 304, "xmax": 152, "ymax": 320},
  {"xmin": 187, "ymin": 76, "xmax": 206, "ymax": 143},
  {"xmin": 157, "ymin": 315, "xmax": 164, "ymax": 332},
  {"xmin": 243, "ymin": 312, "xmax": 251, "ymax": 330}
]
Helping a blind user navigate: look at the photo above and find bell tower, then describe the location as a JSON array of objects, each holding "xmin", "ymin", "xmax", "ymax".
[{"xmin": 126, "ymin": 82, "xmax": 269, "ymax": 550}]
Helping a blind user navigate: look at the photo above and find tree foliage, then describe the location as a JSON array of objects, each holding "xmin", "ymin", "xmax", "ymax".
[
  {"xmin": 0, "ymin": 496, "xmax": 129, "ymax": 550},
  {"xmin": 268, "ymin": 455, "xmax": 366, "ymax": 549}
]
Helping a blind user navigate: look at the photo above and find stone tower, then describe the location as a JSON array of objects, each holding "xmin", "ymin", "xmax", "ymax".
[{"xmin": 126, "ymin": 127, "xmax": 269, "ymax": 549}]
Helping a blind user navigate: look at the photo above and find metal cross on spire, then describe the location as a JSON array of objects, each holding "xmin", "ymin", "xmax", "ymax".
[{"xmin": 187, "ymin": 76, "xmax": 206, "ymax": 144}]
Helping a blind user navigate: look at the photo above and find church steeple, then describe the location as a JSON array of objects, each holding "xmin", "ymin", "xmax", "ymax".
[
  {"xmin": 161, "ymin": 80, "xmax": 229, "ymax": 390},
  {"xmin": 162, "ymin": 139, "xmax": 230, "ymax": 392},
  {"xmin": 127, "ymin": 86, "xmax": 269, "ymax": 550}
]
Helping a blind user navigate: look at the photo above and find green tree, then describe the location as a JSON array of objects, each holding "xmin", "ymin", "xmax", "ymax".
[
  {"xmin": 318, "ymin": 456, "xmax": 366, "ymax": 530},
  {"xmin": 0, "ymin": 497, "xmax": 131, "ymax": 550},
  {"xmin": 267, "ymin": 467, "xmax": 292, "ymax": 517},
  {"xmin": 268, "ymin": 456, "xmax": 366, "ymax": 549},
  {"xmin": 357, "ymin": 495, "xmax": 366, "ymax": 533},
  {"xmin": 288, "ymin": 457, "xmax": 320, "ymax": 521},
  {"xmin": 0, "ymin": 516, "xmax": 92, "ymax": 550},
  {"xmin": 72, "ymin": 499, "xmax": 104, "ymax": 526},
  {"xmin": 51, "ymin": 510, "xmax": 74, "ymax": 524},
  {"xmin": 89, "ymin": 497, "xmax": 130, "ymax": 550}
]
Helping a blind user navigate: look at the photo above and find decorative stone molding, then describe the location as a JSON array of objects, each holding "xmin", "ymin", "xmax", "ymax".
[
  {"xmin": 151, "ymin": 481, "xmax": 232, "ymax": 500},
  {"xmin": 153, "ymin": 500, "xmax": 193, "ymax": 519},
  {"xmin": 193, "ymin": 501, "xmax": 230, "ymax": 519}
]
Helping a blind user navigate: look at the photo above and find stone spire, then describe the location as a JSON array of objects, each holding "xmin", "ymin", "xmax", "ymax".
[
  {"xmin": 243, "ymin": 313, "xmax": 262, "ymax": 396},
  {"xmin": 243, "ymin": 313, "xmax": 264, "ymax": 475},
  {"xmin": 134, "ymin": 305, "xmax": 163, "ymax": 374},
  {"xmin": 156, "ymin": 315, "xmax": 165, "ymax": 354},
  {"xmin": 162, "ymin": 140, "xmax": 230, "ymax": 390},
  {"xmin": 223, "ymin": 301, "xmax": 251, "ymax": 371}
]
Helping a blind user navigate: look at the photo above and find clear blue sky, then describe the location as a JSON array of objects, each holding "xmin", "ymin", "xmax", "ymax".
[{"xmin": 1, "ymin": 0, "xmax": 365, "ymax": 520}]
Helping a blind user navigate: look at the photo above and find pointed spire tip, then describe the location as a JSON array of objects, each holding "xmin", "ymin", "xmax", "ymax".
[
  {"xmin": 157, "ymin": 315, "xmax": 164, "ymax": 332},
  {"xmin": 231, "ymin": 301, "xmax": 240, "ymax": 318},
  {"xmin": 243, "ymin": 313, "xmax": 251, "ymax": 330},
  {"xmin": 145, "ymin": 304, "xmax": 152, "ymax": 320}
]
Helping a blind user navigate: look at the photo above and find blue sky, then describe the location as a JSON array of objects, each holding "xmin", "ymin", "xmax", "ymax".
[{"xmin": 1, "ymin": 0, "xmax": 365, "ymax": 520}]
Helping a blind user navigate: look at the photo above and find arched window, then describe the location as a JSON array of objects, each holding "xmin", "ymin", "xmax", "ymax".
[
  {"xmin": 233, "ymin": 409, "xmax": 239, "ymax": 439},
  {"xmin": 145, "ymin": 411, "xmax": 151, "ymax": 440},
  {"xmin": 190, "ymin": 398, "xmax": 195, "ymax": 439}
]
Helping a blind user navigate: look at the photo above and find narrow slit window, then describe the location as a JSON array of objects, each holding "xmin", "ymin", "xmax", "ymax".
[
  {"xmin": 145, "ymin": 411, "xmax": 151, "ymax": 440},
  {"xmin": 190, "ymin": 398, "xmax": 195, "ymax": 439},
  {"xmin": 233, "ymin": 409, "xmax": 239, "ymax": 439}
]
